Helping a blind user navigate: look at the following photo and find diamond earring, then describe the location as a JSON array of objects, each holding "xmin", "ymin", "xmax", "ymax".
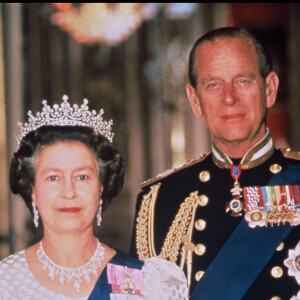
[
  {"xmin": 97, "ymin": 199, "xmax": 103, "ymax": 227},
  {"xmin": 32, "ymin": 201, "xmax": 39, "ymax": 228}
]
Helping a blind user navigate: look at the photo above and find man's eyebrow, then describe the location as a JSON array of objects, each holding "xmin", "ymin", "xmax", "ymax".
[
  {"xmin": 201, "ymin": 76, "xmax": 219, "ymax": 86},
  {"xmin": 236, "ymin": 72, "xmax": 256, "ymax": 79},
  {"xmin": 201, "ymin": 72, "xmax": 257, "ymax": 85}
]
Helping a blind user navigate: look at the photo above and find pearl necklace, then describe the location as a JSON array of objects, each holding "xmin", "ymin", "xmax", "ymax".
[{"xmin": 37, "ymin": 239, "xmax": 104, "ymax": 293}]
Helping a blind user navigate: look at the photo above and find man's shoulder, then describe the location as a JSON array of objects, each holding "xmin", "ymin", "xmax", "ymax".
[
  {"xmin": 280, "ymin": 147, "xmax": 300, "ymax": 161},
  {"xmin": 141, "ymin": 153, "xmax": 210, "ymax": 188}
]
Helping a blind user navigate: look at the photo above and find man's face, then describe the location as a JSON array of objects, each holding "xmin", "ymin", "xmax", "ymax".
[{"xmin": 186, "ymin": 37, "xmax": 277, "ymax": 150}]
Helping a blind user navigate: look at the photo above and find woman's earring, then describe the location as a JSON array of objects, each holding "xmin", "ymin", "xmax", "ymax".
[
  {"xmin": 32, "ymin": 201, "xmax": 39, "ymax": 228},
  {"xmin": 96, "ymin": 199, "xmax": 103, "ymax": 227}
]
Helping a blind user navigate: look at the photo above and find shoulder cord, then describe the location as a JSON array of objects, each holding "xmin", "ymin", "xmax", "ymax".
[{"xmin": 136, "ymin": 183, "xmax": 200, "ymax": 290}]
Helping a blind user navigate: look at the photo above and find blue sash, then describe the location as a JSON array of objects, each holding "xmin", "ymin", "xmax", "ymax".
[
  {"xmin": 190, "ymin": 163, "xmax": 300, "ymax": 300},
  {"xmin": 88, "ymin": 251, "xmax": 143, "ymax": 300}
]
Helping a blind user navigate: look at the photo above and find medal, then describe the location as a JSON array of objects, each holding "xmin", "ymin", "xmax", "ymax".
[
  {"xmin": 284, "ymin": 241, "xmax": 300, "ymax": 285},
  {"xmin": 243, "ymin": 184, "xmax": 300, "ymax": 227},
  {"xmin": 107, "ymin": 264, "xmax": 143, "ymax": 297},
  {"xmin": 226, "ymin": 163, "xmax": 244, "ymax": 217}
]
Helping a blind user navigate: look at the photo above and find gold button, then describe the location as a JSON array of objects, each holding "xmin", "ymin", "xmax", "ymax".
[
  {"xmin": 276, "ymin": 242, "xmax": 284, "ymax": 251},
  {"xmin": 195, "ymin": 219, "xmax": 206, "ymax": 231},
  {"xmin": 195, "ymin": 243, "xmax": 206, "ymax": 256},
  {"xmin": 270, "ymin": 164, "xmax": 282, "ymax": 174},
  {"xmin": 199, "ymin": 171, "xmax": 210, "ymax": 182},
  {"xmin": 271, "ymin": 266, "xmax": 283, "ymax": 278},
  {"xmin": 198, "ymin": 195, "xmax": 209, "ymax": 206},
  {"xmin": 195, "ymin": 270, "xmax": 205, "ymax": 281},
  {"xmin": 270, "ymin": 297, "xmax": 281, "ymax": 300}
]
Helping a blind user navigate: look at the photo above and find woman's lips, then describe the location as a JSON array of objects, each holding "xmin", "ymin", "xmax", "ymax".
[{"xmin": 58, "ymin": 207, "xmax": 82, "ymax": 213}]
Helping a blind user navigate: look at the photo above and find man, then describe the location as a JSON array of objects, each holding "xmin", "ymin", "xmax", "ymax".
[{"xmin": 131, "ymin": 27, "xmax": 300, "ymax": 299}]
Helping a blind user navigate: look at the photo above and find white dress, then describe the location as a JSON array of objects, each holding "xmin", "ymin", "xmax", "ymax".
[{"xmin": 0, "ymin": 250, "xmax": 188, "ymax": 300}]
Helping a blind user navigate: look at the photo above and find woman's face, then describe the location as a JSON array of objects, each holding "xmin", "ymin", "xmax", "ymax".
[{"xmin": 31, "ymin": 141, "xmax": 102, "ymax": 235}]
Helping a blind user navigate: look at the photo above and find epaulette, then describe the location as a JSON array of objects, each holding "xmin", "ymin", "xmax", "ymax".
[
  {"xmin": 141, "ymin": 153, "xmax": 210, "ymax": 188},
  {"xmin": 281, "ymin": 147, "xmax": 300, "ymax": 160}
]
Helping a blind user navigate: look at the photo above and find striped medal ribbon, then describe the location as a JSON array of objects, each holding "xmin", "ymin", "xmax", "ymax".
[
  {"xmin": 225, "ymin": 164, "xmax": 244, "ymax": 217},
  {"xmin": 243, "ymin": 185, "xmax": 300, "ymax": 227}
]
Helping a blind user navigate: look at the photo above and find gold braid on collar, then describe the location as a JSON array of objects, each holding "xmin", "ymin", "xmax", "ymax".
[
  {"xmin": 136, "ymin": 183, "xmax": 200, "ymax": 264},
  {"xmin": 212, "ymin": 128, "xmax": 274, "ymax": 169}
]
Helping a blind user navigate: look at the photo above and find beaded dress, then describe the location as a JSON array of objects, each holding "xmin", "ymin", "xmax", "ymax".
[{"xmin": 0, "ymin": 249, "xmax": 188, "ymax": 300}]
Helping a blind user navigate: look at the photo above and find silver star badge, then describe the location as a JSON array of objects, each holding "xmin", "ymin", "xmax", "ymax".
[{"xmin": 284, "ymin": 241, "xmax": 300, "ymax": 285}]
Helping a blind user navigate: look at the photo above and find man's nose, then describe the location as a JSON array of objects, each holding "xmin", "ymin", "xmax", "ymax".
[
  {"xmin": 223, "ymin": 84, "xmax": 238, "ymax": 106},
  {"xmin": 63, "ymin": 178, "xmax": 76, "ymax": 199}
]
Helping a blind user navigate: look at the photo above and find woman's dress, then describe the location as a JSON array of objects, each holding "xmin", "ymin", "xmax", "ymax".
[{"xmin": 0, "ymin": 250, "xmax": 188, "ymax": 299}]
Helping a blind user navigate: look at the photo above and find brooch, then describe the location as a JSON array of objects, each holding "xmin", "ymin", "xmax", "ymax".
[{"xmin": 107, "ymin": 264, "xmax": 143, "ymax": 299}]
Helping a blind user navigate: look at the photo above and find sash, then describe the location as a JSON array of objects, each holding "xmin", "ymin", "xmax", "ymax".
[
  {"xmin": 190, "ymin": 163, "xmax": 300, "ymax": 300},
  {"xmin": 88, "ymin": 251, "xmax": 143, "ymax": 300}
]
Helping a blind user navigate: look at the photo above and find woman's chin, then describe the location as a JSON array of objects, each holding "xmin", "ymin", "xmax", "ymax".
[{"xmin": 48, "ymin": 220, "xmax": 93, "ymax": 234}]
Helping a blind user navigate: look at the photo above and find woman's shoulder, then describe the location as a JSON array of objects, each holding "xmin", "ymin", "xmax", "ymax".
[
  {"xmin": 0, "ymin": 250, "xmax": 32, "ymax": 298},
  {"xmin": 0, "ymin": 249, "xmax": 26, "ymax": 270},
  {"xmin": 0, "ymin": 249, "xmax": 87, "ymax": 299}
]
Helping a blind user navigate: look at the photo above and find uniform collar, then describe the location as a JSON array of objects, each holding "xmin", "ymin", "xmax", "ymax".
[{"xmin": 212, "ymin": 128, "xmax": 274, "ymax": 169}]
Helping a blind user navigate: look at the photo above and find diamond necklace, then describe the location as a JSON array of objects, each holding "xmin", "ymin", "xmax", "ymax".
[{"xmin": 37, "ymin": 239, "xmax": 105, "ymax": 293}]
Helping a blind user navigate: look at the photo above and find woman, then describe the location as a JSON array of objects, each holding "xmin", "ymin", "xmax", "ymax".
[{"xmin": 0, "ymin": 96, "xmax": 188, "ymax": 299}]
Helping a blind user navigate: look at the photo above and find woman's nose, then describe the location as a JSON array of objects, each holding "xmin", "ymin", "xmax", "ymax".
[{"xmin": 63, "ymin": 178, "xmax": 76, "ymax": 199}]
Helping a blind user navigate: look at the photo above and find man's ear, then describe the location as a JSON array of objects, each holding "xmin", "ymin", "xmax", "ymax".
[
  {"xmin": 265, "ymin": 71, "xmax": 279, "ymax": 109},
  {"xmin": 186, "ymin": 83, "xmax": 203, "ymax": 117}
]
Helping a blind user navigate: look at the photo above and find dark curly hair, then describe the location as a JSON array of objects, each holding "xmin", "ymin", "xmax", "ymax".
[
  {"xmin": 10, "ymin": 125, "xmax": 125, "ymax": 213},
  {"xmin": 188, "ymin": 27, "xmax": 273, "ymax": 88}
]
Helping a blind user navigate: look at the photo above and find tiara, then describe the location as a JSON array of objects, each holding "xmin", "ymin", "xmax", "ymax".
[{"xmin": 17, "ymin": 95, "xmax": 114, "ymax": 145}]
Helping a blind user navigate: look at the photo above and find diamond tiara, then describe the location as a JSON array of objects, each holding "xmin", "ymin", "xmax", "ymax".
[{"xmin": 16, "ymin": 95, "xmax": 114, "ymax": 146}]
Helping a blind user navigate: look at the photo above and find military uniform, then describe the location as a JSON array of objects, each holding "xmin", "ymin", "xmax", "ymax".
[{"xmin": 130, "ymin": 130, "xmax": 300, "ymax": 299}]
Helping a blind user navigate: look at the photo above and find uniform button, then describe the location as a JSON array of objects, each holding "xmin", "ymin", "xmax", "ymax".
[
  {"xmin": 195, "ymin": 219, "xmax": 206, "ymax": 231},
  {"xmin": 195, "ymin": 270, "xmax": 205, "ymax": 281},
  {"xmin": 195, "ymin": 243, "xmax": 206, "ymax": 256},
  {"xmin": 276, "ymin": 242, "xmax": 284, "ymax": 251},
  {"xmin": 271, "ymin": 266, "xmax": 283, "ymax": 278},
  {"xmin": 198, "ymin": 195, "xmax": 209, "ymax": 206},
  {"xmin": 199, "ymin": 171, "xmax": 210, "ymax": 182},
  {"xmin": 270, "ymin": 164, "xmax": 282, "ymax": 174},
  {"xmin": 270, "ymin": 297, "xmax": 281, "ymax": 300}
]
